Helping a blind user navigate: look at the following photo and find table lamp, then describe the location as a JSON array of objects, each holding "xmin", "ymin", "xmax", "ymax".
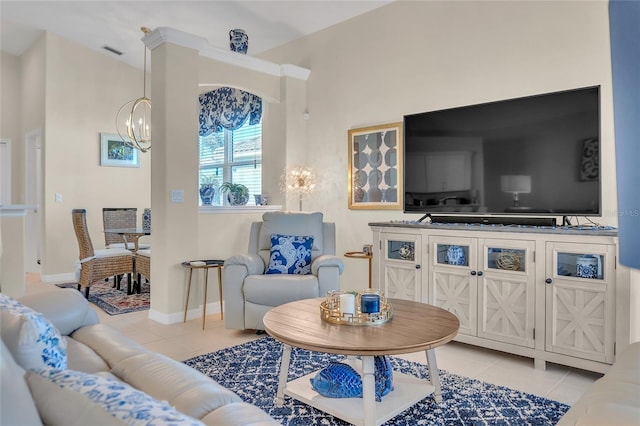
[{"xmin": 501, "ymin": 175, "xmax": 531, "ymax": 207}]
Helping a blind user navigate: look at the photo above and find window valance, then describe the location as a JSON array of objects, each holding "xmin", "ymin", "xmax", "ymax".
[{"xmin": 199, "ymin": 87, "xmax": 262, "ymax": 136}]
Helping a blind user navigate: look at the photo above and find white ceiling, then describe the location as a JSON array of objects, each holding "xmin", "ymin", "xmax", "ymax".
[{"xmin": 1, "ymin": 0, "xmax": 391, "ymax": 69}]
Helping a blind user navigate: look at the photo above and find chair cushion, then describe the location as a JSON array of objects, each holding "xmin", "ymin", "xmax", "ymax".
[
  {"xmin": 259, "ymin": 212, "xmax": 324, "ymax": 253},
  {"xmin": 244, "ymin": 274, "xmax": 320, "ymax": 306},
  {"xmin": 94, "ymin": 248, "xmax": 133, "ymax": 258},
  {"xmin": 265, "ymin": 234, "xmax": 313, "ymax": 275},
  {"xmin": 0, "ymin": 294, "xmax": 67, "ymax": 370}
]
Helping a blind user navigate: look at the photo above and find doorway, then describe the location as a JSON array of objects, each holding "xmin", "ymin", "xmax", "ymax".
[{"xmin": 25, "ymin": 129, "xmax": 43, "ymax": 273}]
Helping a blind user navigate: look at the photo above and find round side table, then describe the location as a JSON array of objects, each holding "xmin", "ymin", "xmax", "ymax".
[
  {"xmin": 344, "ymin": 251, "xmax": 373, "ymax": 288},
  {"xmin": 180, "ymin": 260, "xmax": 224, "ymax": 330}
]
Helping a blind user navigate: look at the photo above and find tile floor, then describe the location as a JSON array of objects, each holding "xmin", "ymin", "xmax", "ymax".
[{"xmin": 26, "ymin": 274, "xmax": 601, "ymax": 407}]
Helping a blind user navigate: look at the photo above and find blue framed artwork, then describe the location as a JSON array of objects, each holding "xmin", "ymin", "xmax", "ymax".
[
  {"xmin": 100, "ymin": 133, "xmax": 139, "ymax": 168},
  {"xmin": 348, "ymin": 122, "xmax": 403, "ymax": 210}
]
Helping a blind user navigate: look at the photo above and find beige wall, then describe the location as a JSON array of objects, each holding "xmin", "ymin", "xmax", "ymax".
[
  {"xmin": 0, "ymin": 215, "xmax": 26, "ymax": 297},
  {"xmin": 1, "ymin": 52, "xmax": 22, "ymax": 202},
  {"xmin": 5, "ymin": 1, "xmax": 622, "ymax": 318},
  {"xmin": 43, "ymin": 33, "xmax": 151, "ymax": 275},
  {"xmin": 11, "ymin": 33, "xmax": 151, "ymax": 277},
  {"xmin": 256, "ymin": 0, "xmax": 617, "ymax": 289}
]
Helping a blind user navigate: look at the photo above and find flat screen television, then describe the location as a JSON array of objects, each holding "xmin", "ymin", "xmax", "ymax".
[{"xmin": 403, "ymin": 86, "xmax": 601, "ymax": 222}]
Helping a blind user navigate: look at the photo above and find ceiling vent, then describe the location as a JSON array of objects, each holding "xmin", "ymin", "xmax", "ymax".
[{"xmin": 102, "ymin": 45, "xmax": 123, "ymax": 56}]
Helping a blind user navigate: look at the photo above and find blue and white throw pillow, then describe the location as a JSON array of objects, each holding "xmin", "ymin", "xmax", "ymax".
[
  {"xmin": 31, "ymin": 368, "xmax": 205, "ymax": 426},
  {"xmin": 265, "ymin": 234, "xmax": 314, "ymax": 275},
  {"xmin": 0, "ymin": 294, "xmax": 67, "ymax": 370}
]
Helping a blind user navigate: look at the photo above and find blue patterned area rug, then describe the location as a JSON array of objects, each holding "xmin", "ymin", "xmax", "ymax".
[
  {"xmin": 184, "ymin": 337, "xmax": 569, "ymax": 425},
  {"xmin": 55, "ymin": 279, "xmax": 150, "ymax": 315}
]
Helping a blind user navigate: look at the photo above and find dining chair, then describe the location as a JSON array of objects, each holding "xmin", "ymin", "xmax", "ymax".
[
  {"xmin": 102, "ymin": 207, "xmax": 150, "ymax": 289},
  {"xmin": 135, "ymin": 248, "xmax": 151, "ymax": 290},
  {"xmin": 72, "ymin": 209, "xmax": 134, "ymax": 297},
  {"xmin": 102, "ymin": 208, "xmax": 150, "ymax": 250}
]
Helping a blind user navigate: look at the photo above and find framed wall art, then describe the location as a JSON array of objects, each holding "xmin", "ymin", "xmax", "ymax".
[
  {"xmin": 100, "ymin": 133, "xmax": 139, "ymax": 168},
  {"xmin": 348, "ymin": 122, "xmax": 403, "ymax": 210}
]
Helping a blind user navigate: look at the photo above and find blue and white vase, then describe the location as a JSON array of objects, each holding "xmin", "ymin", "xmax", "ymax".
[
  {"xmin": 576, "ymin": 255, "xmax": 598, "ymax": 279},
  {"xmin": 142, "ymin": 208, "xmax": 151, "ymax": 231},
  {"xmin": 199, "ymin": 185, "xmax": 215, "ymax": 205},
  {"xmin": 229, "ymin": 29, "xmax": 248, "ymax": 54},
  {"xmin": 446, "ymin": 245, "xmax": 466, "ymax": 266}
]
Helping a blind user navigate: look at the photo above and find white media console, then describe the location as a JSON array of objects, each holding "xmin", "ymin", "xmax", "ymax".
[{"xmin": 369, "ymin": 221, "xmax": 635, "ymax": 373}]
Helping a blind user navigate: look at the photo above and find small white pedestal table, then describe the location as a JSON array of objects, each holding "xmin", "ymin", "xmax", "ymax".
[{"xmin": 263, "ymin": 298, "xmax": 460, "ymax": 426}]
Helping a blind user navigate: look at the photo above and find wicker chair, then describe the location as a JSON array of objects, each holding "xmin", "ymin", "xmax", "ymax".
[
  {"xmin": 136, "ymin": 249, "xmax": 151, "ymax": 286},
  {"xmin": 102, "ymin": 208, "xmax": 150, "ymax": 250},
  {"xmin": 72, "ymin": 209, "xmax": 134, "ymax": 297}
]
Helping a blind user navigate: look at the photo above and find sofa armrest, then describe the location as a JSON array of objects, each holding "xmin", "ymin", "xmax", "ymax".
[
  {"xmin": 19, "ymin": 287, "xmax": 99, "ymax": 336},
  {"xmin": 311, "ymin": 255, "xmax": 344, "ymax": 275},
  {"xmin": 223, "ymin": 254, "xmax": 264, "ymax": 330},
  {"xmin": 225, "ymin": 254, "xmax": 265, "ymax": 276},
  {"xmin": 312, "ymin": 255, "xmax": 344, "ymax": 296}
]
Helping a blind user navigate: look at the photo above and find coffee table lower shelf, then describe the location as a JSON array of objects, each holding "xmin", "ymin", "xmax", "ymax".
[{"xmin": 284, "ymin": 370, "xmax": 435, "ymax": 426}]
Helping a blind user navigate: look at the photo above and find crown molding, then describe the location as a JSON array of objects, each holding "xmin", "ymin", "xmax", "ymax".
[
  {"xmin": 143, "ymin": 27, "xmax": 208, "ymax": 52},
  {"xmin": 145, "ymin": 27, "xmax": 310, "ymax": 81}
]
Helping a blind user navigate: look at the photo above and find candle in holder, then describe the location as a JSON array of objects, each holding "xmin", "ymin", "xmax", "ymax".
[
  {"xmin": 339, "ymin": 293, "xmax": 356, "ymax": 316},
  {"xmin": 360, "ymin": 294, "xmax": 380, "ymax": 314}
]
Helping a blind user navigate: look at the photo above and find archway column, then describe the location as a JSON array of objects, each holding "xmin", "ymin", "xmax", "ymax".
[{"xmin": 147, "ymin": 40, "xmax": 200, "ymax": 321}]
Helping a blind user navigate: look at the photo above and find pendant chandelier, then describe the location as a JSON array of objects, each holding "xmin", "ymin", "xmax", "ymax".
[{"xmin": 116, "ymin": 27, "xmax": 151, "ymax": 152}]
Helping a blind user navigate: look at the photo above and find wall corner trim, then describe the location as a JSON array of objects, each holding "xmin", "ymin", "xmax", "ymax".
[{"xmin": 146, "ymin": 26, "xmax": 310, "ymax": 81}]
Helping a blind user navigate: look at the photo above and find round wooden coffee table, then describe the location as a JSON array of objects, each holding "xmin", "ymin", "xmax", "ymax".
[{"xmin": 263, "ymin": 297, "xmax": 459, "ymax": 426}]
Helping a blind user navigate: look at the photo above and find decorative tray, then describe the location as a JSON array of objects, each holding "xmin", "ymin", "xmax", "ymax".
[{"xmin": 320, "ymin": 290, "xmax": 392, "ymax": 326}]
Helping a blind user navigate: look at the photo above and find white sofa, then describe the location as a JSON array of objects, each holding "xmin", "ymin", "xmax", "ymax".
[
  {"xmin": 0, "ymin": 286, "xmax": 278, "ymax": 426},
  {"xmin": 557, "ymin": 341, "xmax": 640, "ymax": 425}
]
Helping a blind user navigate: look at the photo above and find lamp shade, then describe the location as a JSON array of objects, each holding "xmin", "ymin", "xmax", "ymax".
[{"xmin": 501, "ymin": 175, "xmax": 531, "ymax": 193}]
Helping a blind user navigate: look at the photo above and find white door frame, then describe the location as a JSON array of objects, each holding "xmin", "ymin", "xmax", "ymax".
[
  {"xmin": 25, "ymin": 129, "xmax": 43, "ymax": 273},
  {"xmin": 0, "ymin": 138, "xmax": 11, "ymax": 206}
]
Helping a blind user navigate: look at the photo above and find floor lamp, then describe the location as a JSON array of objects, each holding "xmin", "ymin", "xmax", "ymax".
[{"xmin": 282, "ymin": 166, "xmax": 316, "ymax": 211}]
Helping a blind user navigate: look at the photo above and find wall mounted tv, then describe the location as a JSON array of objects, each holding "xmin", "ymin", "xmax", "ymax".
[{"xmin": 403, "ymin": 86, "xmax": 601, "ymax": 221}]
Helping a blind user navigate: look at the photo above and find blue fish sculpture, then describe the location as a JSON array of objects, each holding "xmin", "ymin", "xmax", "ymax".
[{"xmin": 310, "ymin": 355, "xmax": 394, "ymax": 401}]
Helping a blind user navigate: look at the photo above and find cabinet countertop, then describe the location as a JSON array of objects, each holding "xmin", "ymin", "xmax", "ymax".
[{"xmin": 369, "ymin": 221, "xmax": 618, "ymax": 237}]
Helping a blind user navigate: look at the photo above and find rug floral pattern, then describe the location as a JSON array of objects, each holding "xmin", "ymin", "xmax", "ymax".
[
  {"xmin": 56, "ymin": 279, "xmax": 150, "ymax": 316},
  {"xmin": 184, "ymin": 337, "xmax": 569, "ymax": 425}
]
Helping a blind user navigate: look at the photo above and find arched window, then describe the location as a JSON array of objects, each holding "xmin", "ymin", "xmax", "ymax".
[{"xmin": 198, "ymin": 87, "xmax": 262, "ymax": 206}]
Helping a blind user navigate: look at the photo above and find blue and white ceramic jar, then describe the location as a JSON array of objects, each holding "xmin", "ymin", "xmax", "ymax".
[
  {"xmin": 576, "ymin": 255, "xmax": 598, "ymax": 279},
  {"xmin": 199, "ymin": 184, "xmax": 215, "ymax": 205},
  {"xmin": 142, "ymin": 208, "xmax": 151, "ymax": 231},
  {"xmin": 446, "ymin": 245, "xmax": 466, "ymax": 266},
  {"xmin": 229, "ymin": 29, "xmax": 248, "ymax": 54}
]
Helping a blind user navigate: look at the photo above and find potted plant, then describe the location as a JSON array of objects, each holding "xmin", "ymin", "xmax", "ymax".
[
  {"xmin": 199, "ymin": 176, "xmax": 216, "ymax": 205},
  {"xmin": 219, "ymin": 182, "xmax": 249, "ymax": 206}
]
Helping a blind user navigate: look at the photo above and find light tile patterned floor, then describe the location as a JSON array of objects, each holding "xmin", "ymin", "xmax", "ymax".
[{"xmin": 27, "ymin": 275, "xmax": 601, "ymax": 406}]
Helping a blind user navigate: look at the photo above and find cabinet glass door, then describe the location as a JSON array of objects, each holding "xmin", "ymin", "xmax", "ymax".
[
  {"xmin": 557, "ymin": 252, "xmax": 604, "ymax": 280},
  {"xmin": 387, "ymin": 240, "xmax": 415, "ymax": 262},
  {"xmin": 435, "ymin": 244, "xmax": 469, "ymax": 267},
  {"xmin": 486, "ymin": 247, "xmax": 526, "ymax": 272}
]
